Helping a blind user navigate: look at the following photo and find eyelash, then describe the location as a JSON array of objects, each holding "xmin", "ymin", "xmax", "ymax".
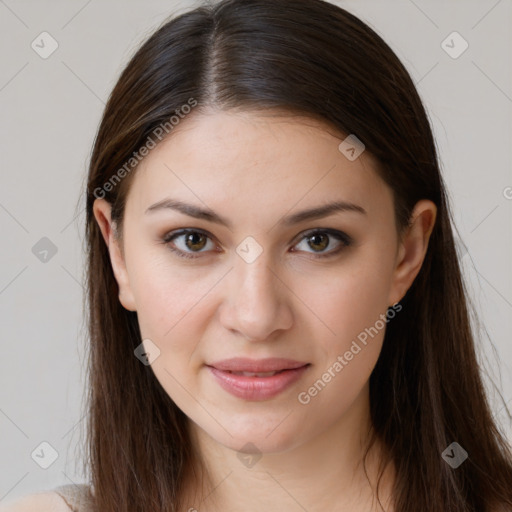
[{"xmin": 161, "ymin": 228, "xmax": 352, "ymax": 260}]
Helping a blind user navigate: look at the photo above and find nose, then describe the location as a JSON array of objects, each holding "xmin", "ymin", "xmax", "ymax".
[{"xmin": 218, "ymin": 251, "xmax": 294, "ymax": 341}]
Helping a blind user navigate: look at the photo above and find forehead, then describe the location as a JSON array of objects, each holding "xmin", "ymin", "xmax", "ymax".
[{"xmin": 124, "ymin": 110, "xmax": 391, "ymax": 224}]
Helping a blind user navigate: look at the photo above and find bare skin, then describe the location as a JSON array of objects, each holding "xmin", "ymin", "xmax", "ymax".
[{"xmin": 94, "ymin": 110, "xmax": 436, "ymax": 512}]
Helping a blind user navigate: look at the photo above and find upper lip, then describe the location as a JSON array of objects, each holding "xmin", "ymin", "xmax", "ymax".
[{"xmin": 207, "ymin": 358, "xmax": 309, "ymax": 372}]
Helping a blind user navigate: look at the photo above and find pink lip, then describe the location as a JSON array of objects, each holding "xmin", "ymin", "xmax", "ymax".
[{"xmin": 206, "ymin": 358, "xmax": 310, "ymax": 401}]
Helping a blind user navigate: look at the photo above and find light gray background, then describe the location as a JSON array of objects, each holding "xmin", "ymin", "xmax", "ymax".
[{"xmin": 1, "ymin": 0, "xmax": 511, "ymax": 503}]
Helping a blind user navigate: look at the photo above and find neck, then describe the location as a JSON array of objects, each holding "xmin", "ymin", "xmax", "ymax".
[{"xmin": 180, "ymin": 384, "xmax": 395, "ymax": 512}]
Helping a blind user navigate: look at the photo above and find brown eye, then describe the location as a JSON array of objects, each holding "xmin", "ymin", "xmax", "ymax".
[
  {"xmin": 307, "ymin": 233, "xmax": 329, "ymax": 252},
  {"xmin": 184, "ymin": 232, "xmax": 208, "ymax": 251},
  {"xmin": 163, "ymin": 229, "xmax": 217, "ymax": 259},
  {"xmin": 292, "ymin": 229, "xmax": 352, "ymax": 258}
]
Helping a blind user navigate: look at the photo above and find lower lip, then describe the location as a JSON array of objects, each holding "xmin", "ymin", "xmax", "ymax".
[{"xmin": 207, "ymin": 365, "xmax": 310, "ymax": 401}]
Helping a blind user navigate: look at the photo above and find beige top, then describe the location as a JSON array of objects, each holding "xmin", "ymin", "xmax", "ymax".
[{"xmin": 53, "ymin": 484, "xmax": 96, "ymax": 512}]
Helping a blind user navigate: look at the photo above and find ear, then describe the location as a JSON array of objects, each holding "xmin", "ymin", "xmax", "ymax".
[
  {"xmin": 387, "ymin": 199, "xmax": 437, "ymax": 306},
  {"xmin": 92, "ymin": 198, "xmax": 137, "ymax": 312}
]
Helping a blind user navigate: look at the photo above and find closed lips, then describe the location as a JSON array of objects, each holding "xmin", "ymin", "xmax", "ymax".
[
  {"xmin": 224, "ymin": 370, "xmax": 288, "ymax": 377},
  {"xmin": 206, "ymin": 360, "xmax": 311, "ymax": 400},
  {"xmin": 207, "ymin": 358, "xmax": 310, "ymax": 373}
]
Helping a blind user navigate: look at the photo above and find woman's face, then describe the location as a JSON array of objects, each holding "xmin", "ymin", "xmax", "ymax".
[{"xmin": 94, "ymin": 110, "xmax": 434, "ymax": 455}]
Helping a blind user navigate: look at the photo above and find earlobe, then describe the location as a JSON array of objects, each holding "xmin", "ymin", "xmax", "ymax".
[
  {"xmin": 92, "ymin": 198, "xmax": 137, "ymax": 312},
  {"xmin": 388, "ymin": 199, "xmax": 437, "ymax": 306}
]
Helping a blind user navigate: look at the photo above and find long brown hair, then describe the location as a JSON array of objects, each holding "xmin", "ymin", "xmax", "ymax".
[{"xmin": 83, "ymin": 0, "xmax": 512, "ymax": 510}]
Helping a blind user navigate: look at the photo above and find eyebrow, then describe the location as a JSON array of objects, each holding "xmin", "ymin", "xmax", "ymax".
[{"xmin": 145, "ymin": 198, "xmax": 366, "ymax": 228}]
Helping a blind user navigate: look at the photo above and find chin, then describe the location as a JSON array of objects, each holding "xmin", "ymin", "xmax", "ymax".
[{"xmin": 207, "ymin": 419, "xmax": 305, "ymax": 455}]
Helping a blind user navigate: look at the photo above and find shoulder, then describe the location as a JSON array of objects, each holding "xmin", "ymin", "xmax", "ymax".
[{"xmin": 0, "ymin": 491, "xmax": 72, "ymax": 511}]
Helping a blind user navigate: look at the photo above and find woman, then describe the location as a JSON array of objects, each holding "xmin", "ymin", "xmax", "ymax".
[{"xmin": 5, "ymin": 0, "xmax": 512, "ymax": 510}]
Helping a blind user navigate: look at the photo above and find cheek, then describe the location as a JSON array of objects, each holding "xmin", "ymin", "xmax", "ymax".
[
  {"xmin": 302, "ymin": 252, "xmax": 394, "ymax": 345},
  {"xmin": 128, "ymin": 249, "xmax": 225, "ymax": 362},
  {"xmin": 130, "ymin": 259, "xmax": 213, "ymax": 405},
  {"xmin": 135, "ymin": 273, "xmax": 205, "ymax": 344},
  {"xmin": 295, "ymin": 261, "xmax": 393, "ymax": 413},
  {"xmin": 124, "ymin": 247, "xmax": 182, "ymax": 332}
]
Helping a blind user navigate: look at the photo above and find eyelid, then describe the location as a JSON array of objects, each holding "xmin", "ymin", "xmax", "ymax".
[
  {"xmin": 291, "ymin": 227, "xmax": 352, "ymax": 247},
  {"xmin": 163, "ymin": 228, "xmax": 220, "ymax": 258}
]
